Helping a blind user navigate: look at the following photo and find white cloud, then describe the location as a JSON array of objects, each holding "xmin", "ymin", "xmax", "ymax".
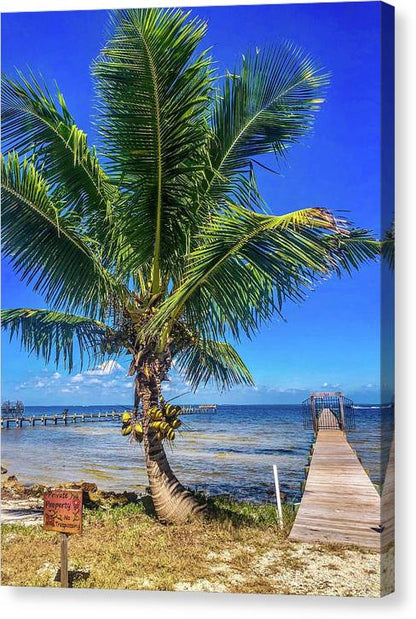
[
  {"xmin": 70, "ymin": 374, "xmax": 84, "ymax": 383},
  {"xmin": 85, "ymin": 360, "xmax": 125, "ymax": 376},
  {"xmin": 85, "ymin": 378, "xmax": 102, "ymax": 386},
  {"xmin": 52, "ymin": 372, "xmax": 61, "ymax": 380}
]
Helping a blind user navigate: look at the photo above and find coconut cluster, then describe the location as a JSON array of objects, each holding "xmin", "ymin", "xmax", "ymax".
[{"xmin": 121, "ymin": 403, "xmax": 182, "ymax": 443}]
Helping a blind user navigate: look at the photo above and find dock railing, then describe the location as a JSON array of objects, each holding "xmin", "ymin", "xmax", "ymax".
[{"xmin": 302, "ymin": 392, "xmax": 355, "ymax": 433}]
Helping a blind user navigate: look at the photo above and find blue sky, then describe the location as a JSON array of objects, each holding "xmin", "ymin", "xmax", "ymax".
[{"xmin": 1, "ymin": 2, "xmax": 392, "ymax": 406}]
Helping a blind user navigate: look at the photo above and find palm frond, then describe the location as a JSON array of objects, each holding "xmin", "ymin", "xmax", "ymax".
[
  {"xmin": 146, "ymin": 206, "xmax": 378, "ymax": 341},
  {"xmin": 1, "ymin": 308, "xmax": 113, "ymax": 371},
  {"xmin": 1, "ymin": 153, "xmax": 127, "ymax": 318},
  {"xmin": 323, "ymin": 227, "xmax": 380, "ymax": 275},
  {"xmin": 174, "ymin": 337, "xmax": 254, "ymax": 390},
  {"xmin": 381, "ymin": 227, "xmax": 394, "ymax": 271},
  {"xmin": 209, "ymin": 43, "xmax": 328, "ymax": 195},
  {"xmin": 92, "ymin": 8, "xmax": 214, "ymax": 290},
  {"xmin": 1, "ymin": 72, "xmax": 118, "ymax": 239}
]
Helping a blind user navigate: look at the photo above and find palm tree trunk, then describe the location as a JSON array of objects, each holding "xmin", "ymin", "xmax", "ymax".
[{"xmin": 137, "ymin": 374, "xmax": 205, "ymax": 524}]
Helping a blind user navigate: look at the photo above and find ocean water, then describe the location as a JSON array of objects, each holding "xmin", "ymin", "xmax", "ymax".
[{"xmin": 1, "ymin": 405, "xmax": 394, "ymax": 503}]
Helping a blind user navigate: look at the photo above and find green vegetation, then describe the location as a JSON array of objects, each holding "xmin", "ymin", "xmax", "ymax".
[{"xmin": 1, "ymin": 7, "xmax": 378, "ymax": 523}]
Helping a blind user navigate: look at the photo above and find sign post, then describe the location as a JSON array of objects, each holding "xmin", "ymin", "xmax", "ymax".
[
  {"xmin": 60, "ymin": 533, "xmax": 69, "ymax": 588},
  {"xmin": 43, "ymin": 489, "xmax": 83, "ymax": 587}
]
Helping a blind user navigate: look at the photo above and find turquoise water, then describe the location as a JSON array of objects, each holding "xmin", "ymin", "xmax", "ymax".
[{"xmin": 1, "ymin": 405, "xmax": 393, "ymax": 503}]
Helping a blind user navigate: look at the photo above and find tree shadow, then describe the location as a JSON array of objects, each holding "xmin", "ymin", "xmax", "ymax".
[
  {"xmin": 194, "ymin": 492, "xmax": 280, "ymax": 529},
  {"xmin": 137, "ymin": 494, "xmax": 157, "ymax": 518}
]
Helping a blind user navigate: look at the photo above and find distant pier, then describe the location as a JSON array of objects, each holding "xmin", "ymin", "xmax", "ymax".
[
  {"xmin": 0, "ymin": 404, "xmax": 217, "ymax": 429},
  {"xmin": 180, "ymin": 404, "xmax": 217, "ymax": 415}
]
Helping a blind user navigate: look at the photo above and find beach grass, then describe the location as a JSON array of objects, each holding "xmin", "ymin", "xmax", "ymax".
[{"xmin": 1, "ymin": 495, "xmax": 384, "ymax": 595}]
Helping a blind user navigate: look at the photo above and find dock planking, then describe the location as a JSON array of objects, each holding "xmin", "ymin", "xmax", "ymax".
[{"xmin": 290, "ymin": 410, "xmax": 382, "ymax": 550}]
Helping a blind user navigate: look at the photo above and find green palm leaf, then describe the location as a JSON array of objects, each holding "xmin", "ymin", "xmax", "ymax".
[
  {"xmin": 1, "ymin": 72, "xmax": 118, "ymax": 238},
  {"xmin": 174, "ymin": 337, "xmax": 254, "ymax": 390},
  {"xmin": 1, "ymin": 153, "xmax": 127, "ymax": 318},
  {"xmin": 92, "ymin": 8, "xmax": 214, "ymax": 290},
  {"xmin": 147, "ymin": 206, "xmax": 378, "ymax": 341},
  {"xmin": 208, "ymin": 44, "xmax": 328, "ymax": 197},
  {"xmin": 323, "ymin": 227, "xmax": 380, "ymax": 275},
  {"xmin": 1, "ymin": 309, "xmax": 113, "ymax": 371}
]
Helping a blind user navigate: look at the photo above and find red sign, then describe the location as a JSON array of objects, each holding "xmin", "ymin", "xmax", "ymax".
[{"xmin": 43, "ymin": 489, "xmax": 83, "ymax": 534}]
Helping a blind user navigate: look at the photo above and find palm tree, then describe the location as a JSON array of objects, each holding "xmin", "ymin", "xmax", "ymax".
[{"xmin": 1, "ymin": 8, "xmax": 378, "ymax": 523}]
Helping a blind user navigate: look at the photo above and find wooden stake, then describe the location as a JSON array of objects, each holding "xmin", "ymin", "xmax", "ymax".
[
  {"xmin": 60, "ymin": 533, "xmax": 69, "ymax": 587},
  {"xmin": 273, "ymin": 465, "xmax": 284, "ymax": 530}
]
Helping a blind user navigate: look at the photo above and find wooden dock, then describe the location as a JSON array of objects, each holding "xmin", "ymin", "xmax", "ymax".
[
  {"xmin": 0, "ymin": 410, "xmax": 125, "ymax": 429},
  {"xmin": 290, "ymin": 408, "xmax": 382, "ymax": 550},
  {"xmin": 0, "ymin": 404, "xmax": 217, "ymax": 429}
]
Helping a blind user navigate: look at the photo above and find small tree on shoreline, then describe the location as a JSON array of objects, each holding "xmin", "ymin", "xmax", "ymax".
[{"xmin": 1, "ymin": 8, "xmax": 378, "ymax": 523}]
